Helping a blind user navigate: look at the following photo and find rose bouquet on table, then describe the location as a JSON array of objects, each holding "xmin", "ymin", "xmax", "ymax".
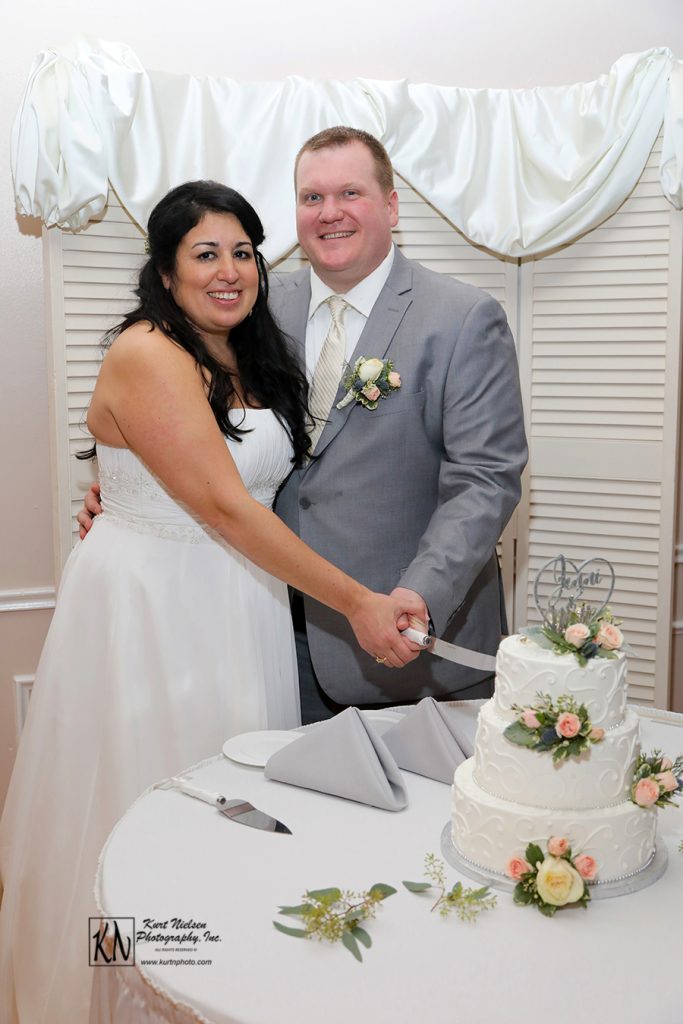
[
  {"xmin": 630, "ymin": 750, "xmax": 683, "ymax": 808},
  {"xmin": 504, "ymin": 692, "xmax": 604, "ymax": 763},
  {"xmin": 521, "ymin": 604, "xmax": 625, "ymax": 668},
  {"xmin": 507, "ymin": 838, "xmax": 595, "ymax": 917}
]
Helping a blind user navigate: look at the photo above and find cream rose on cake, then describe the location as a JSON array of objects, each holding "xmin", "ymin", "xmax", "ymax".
[
  {"xmin": 536, "ymin": 857, "xmax": 585, "ymax": 906},
  {"xmin": 506, "ymin": 839, "xmax": 592, "ymax": 916}
]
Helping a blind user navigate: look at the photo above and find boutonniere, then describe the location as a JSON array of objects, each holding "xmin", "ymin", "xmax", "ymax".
[{"xmin": 336, "ymin": 356, "xmax": 401, "ymax": 411}]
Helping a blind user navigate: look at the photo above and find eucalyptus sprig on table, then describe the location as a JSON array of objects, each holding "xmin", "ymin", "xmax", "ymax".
[
  {"xmin": 273, "ymin": 883, "xmax": 396, "ymax": 962},
  {"xmin": 403, "ymin": 853, "xmax": 497, "ymax": 922}
]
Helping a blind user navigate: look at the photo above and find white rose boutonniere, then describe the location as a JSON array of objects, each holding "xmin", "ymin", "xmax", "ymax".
[{"xmin": 336, "ymin": 356, "xmax": 401, "ymax": 411}]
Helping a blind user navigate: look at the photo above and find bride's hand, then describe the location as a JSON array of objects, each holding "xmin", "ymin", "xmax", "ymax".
[{"xmin": 347, "ymin": 590, "xmax": 426, "ymax": 668}]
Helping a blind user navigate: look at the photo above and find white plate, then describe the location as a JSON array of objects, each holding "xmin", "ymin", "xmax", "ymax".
[
  {"xmin": 222, "ymin": 710, "xmax": 404, "ymax": 768},
  {"xmin": 298, "ymin": 708, "xmax": 404, "ymax": 737},
  {"xmin": 359, "ymin": 709, "xmax": 404, "ymax": 735},
  {"xmin": 222, "ymin": 730, "xmax": 301, "ymax": 767}
]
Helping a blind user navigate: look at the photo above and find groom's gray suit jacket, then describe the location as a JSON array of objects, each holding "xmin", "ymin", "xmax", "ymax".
[{"xmin": 270, "ymin": 246, "xmax": 527, "ymax": 706}]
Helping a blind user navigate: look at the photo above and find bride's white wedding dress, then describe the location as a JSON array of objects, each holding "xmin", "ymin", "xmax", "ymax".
[{"xmin": 0, "ymin": 408, "xmax": 300, "ymax": 1023}]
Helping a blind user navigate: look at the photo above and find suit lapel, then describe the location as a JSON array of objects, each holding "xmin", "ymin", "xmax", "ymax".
[
  {"xmin": 311, "ymin": 248, "xmax": 414, "ymax": 459},
  {"xmin": 275, "ymin": 270, "xmax": 310, "ymax": 367}
]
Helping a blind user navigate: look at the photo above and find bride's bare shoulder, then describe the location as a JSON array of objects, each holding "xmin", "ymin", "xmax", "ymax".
[{"xmin": 104, "ymin": 322, "xmax": 195, "ymax": 372}]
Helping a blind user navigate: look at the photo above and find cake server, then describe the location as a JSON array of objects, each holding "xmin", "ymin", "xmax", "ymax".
[
  {"xmin": 401, "ymin": 627, "xmax": 497, "ymax": 672},
  {"xmin": 161, "ymin": 777, "xmax": 292, "ymax": 834}
]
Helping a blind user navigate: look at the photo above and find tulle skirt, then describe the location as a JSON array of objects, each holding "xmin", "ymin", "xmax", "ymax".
[{"xmin": 0, "ymin": 515, "xmax": 299, "ymax": 1022}]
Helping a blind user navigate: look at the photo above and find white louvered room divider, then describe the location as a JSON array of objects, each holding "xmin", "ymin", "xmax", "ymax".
[
  {"xmin": 514, "ymin": 137, "xmax": 682, "ymax": 708},
  {"xmin": 43, "ymin": 198, "xmax": 146, "ymax": 561},
  {"xmin": 42, "ymin": 154, "xmax": 682, "ymax": 707}
]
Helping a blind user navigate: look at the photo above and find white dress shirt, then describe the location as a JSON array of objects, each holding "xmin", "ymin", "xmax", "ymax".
[{"xmin": 304, "ymin": 246, "xmax": 395, "ymax": 377}]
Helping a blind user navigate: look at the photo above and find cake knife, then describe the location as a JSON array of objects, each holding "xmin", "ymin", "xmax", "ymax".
[
  {"xmin": 401, "ymin": 627, "xmax": 497, "ymax": 672},
  {"xmin": 161, "ymin": 777, "xmax": 292, "ymax": 834}
]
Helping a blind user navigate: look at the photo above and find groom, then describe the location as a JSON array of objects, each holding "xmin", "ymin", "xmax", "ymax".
[{"xmin": 269, "ymin": 127, "xmax": 527, "ymax": 723}]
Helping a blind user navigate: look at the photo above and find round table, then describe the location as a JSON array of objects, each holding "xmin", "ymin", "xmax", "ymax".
[{"xmin": 91, "ymin": 709, "xmax": 683, "ymax": 1024}]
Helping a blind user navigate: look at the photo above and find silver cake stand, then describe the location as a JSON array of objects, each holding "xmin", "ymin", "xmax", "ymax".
[{"xmin": 440, "ymin": 823, "xmax": 669, "ymax": 899}]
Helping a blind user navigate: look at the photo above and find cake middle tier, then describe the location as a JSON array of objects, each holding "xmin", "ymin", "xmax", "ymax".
[{"xmin": 474, "ymin": 700, "xmax": 640, "ymax": 809}]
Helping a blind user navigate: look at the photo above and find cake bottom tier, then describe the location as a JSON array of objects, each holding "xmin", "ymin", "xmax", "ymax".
[{"xmin": 452, "ymin": 759, "xmax": 657, "ymax": 884}]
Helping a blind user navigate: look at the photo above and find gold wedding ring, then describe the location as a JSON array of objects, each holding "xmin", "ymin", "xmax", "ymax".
[{"xmin": 375, "ymin": 656, "xmax": 387, "ymax": 664}]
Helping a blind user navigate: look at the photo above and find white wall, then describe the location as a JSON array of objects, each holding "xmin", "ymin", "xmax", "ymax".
[{"xmin": 2, "ymin": 0, "xmax": 683, "ymax": 805}]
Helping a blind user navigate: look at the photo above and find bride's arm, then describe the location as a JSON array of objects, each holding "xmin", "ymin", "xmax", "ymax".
[{"xmin": 88, "ymin": 325, "xmax": 422, "ymax": 667}]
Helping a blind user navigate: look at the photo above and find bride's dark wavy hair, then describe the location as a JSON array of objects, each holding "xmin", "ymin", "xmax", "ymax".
[{"xmin": 84, "ymin": 180, "xmax": 310, "ymax": 465}]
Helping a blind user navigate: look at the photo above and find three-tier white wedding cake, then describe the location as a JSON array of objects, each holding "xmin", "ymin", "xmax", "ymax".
[{"xmin": 451, "ymin": 632, "xmax": 658, "ymax": 884}]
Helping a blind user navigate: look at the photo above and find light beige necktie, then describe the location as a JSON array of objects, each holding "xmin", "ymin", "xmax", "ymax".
[{"xmin": 308, "ymin": 295, "xmax": 349, "ymax": 452}]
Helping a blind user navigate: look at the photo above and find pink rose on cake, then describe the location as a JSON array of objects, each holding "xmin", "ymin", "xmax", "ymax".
[
  {"xmin": 505, "ymin": 857, "xmax": 532, "ymax": 881},
  {"xmin": 589, "ymin": 726, "xmax": 605, "ymax": 742},
  {"xmin": 630, "ymin": 749, "xmax": 683, "ymax": 809},
  {"xmin": 655, "ymin": 770, "xmax": 678, "ymax": 793},
  {"xmin": 555, "ymin": 712, "xmax": 581, "ymax": 739},
  {"xmin": 521, "ymin": 709, "xmax": 541, "ymax": 729},
  {"xmin": 633, "ymin": 777, "xmax": 661, "ymax": 807},
  {"xmin": 595, "ymin": 622, "xmax": 623, "ymax": 651},
  {"xmin": 535, "ymin": 857, "xmax": 585, "ymax": 906},
  {"xmin": 547, "ymin": 836, "xmax": 569, "ymax": 857},
  {"xmin": 564, "ymin": 623, "xmax": 590, "ymax": 647},
  {"xmin": 573, "ymin": 854, "xmax": 598, "ymax": 881}
]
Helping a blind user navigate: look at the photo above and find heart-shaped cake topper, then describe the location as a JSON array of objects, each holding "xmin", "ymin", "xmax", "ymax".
[{"xmin": 533, "ymin": 554, "xmax": 615, "ymax": 623}]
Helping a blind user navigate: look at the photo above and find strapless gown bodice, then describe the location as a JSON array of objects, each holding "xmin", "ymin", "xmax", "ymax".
[{"xmin": 97, "ymin": 407, "xmax": 294, "ymax": 540}]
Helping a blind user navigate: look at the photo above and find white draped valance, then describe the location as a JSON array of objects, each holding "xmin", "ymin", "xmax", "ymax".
[{"xmin": 11, "ymin": 37, "xmax": 683, "ymax": 259}]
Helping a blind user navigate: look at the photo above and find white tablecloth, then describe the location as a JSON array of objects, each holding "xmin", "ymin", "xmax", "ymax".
[{"xmin": 92, "ymin": 709, "xmax": 683, "ymax": 1024}]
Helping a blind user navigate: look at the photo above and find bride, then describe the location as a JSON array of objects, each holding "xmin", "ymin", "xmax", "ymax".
[{"xmin": 0, "ymin": 180, "xmax": 422, "ymax": 1023}]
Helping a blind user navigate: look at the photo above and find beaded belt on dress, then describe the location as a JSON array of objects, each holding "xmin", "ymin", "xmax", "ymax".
[
  {"xmin": 98, "ymin": 466, "xmax": 274, "ymax": 543},
  {"xmin": 99, "ymin": 509, "xmax": 213, "ymax": 543}
]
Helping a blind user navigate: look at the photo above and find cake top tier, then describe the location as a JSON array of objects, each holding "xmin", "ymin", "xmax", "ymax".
[{"xmin": 493, "ymin": 634, "xmax": 627, "ymax": 730}]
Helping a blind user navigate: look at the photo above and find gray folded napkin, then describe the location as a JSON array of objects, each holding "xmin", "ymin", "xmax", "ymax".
[
  {"xmin": 382, "ymin": 697, "xmax": 478, "ymax": 784},
  {"xmin": 264, "ymin": 706, "xmax": 408, "ymax": 811}
]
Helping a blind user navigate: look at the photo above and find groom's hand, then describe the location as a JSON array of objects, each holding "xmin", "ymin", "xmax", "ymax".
[
  {"xmin": 390, "ymin": 586, "xmax": 430, "ymax": 656},
  {"xmin": 77, "ymin": 483, "xmax": 103, "ymax": 539}
]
